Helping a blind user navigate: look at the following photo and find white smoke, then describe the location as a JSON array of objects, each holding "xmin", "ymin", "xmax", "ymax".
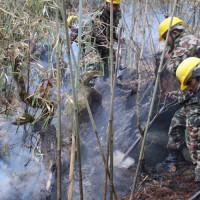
[{"xmin": 0, "ymin": 115, "xmax": 52, "ymax": 200}]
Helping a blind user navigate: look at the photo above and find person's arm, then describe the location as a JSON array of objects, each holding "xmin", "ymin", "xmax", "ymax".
[{"xmin": 92, "ymin": 19, "xmax": 110, "ymax": 49}]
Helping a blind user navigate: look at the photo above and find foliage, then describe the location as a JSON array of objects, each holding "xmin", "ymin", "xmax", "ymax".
[{"xmin": 0, "ymin": 0, "xmax": 58, "ymax": 120}]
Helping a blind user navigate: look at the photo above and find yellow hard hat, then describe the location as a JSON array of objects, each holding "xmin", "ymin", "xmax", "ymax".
[
  {"xmin": 67, "ymin": 15, "xmax": 78, "ymax": 29},
  {"xmin": 158, "ymin": 17, "xmax": 184, "ymax": 41},
  {"xmin": 176, "ymin": 57, "xmax": 200, "ymax": 91},
  {"xmin": 106, "ymin": 0, "xmax": 120, "ymax": 4}
]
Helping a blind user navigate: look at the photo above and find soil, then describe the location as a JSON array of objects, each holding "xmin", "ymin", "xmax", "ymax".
[{"xmin": 122, "ymin": 163, "xmax": 196, "ymax": 200}]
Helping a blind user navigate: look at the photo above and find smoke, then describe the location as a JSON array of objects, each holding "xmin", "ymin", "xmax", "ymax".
[
  {"xmin": 0, "ymin": 162, "xmax": 12, "ymax": 199},
  {"xmin": 0, "ymin": 115, "xmax": 52, "ymax": 200},
  {"xmin": 0, "ymin": 161, "xmax": 51, "ymax": 200}
]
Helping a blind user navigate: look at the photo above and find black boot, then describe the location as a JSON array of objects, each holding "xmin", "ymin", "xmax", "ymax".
[{"xmin": 156, "ymin": 150, "xmax": 184, "ymax": 173}]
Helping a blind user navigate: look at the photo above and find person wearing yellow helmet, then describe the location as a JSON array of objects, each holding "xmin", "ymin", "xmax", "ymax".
[
  {"xmin": 67, "ymin": 0, "xmax": 121, "ymax": 81},
  {"xmin": 106, "ymin": 0, "xmax": 120, "ymax": 4},
  {"xmin": 175, "ymin": 57, "xmax": 200, "ymax": 191},
  {"xmin": 106, "ymin": 0, "xmax": 120, "ymax": 12},
  {"xmin": 156, "ymin": 17, "xmax": 200, "ymax": 175},
  {"xmin": 67, "ymin": 15, "xmax": 78, "ymax": 29},
  {"xmin": 86, "ymin": 0, "xmax": 121, "ymax": 81},
  {"xmin": 176, "ymin": 57, "xmax": 200, "ymax": 92},
  {"xmin": 158, "ymin": 17, "xmax": 200, "ymax": 74},
  {"xmin": 67, "ymin": 15, "xmax": 82, "ymax": 43},
  {"xmin": 158, "ymin": 17, "xmax": 184, "ymax": 42}
]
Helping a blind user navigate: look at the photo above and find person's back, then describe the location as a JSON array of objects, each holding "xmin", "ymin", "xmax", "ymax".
[
  {"xmin": 92, "ymin": 3, "xmax": 121, "ymax": 47},
  {"xmin": 167, "ymin": 31, "xmax": 200, "ymax": 74},
  {"xmin": 67, "ymin": 0, "xmax": 122, "ymax": 80},
  {"xmin": 90, "ymin": 0, "xmax": 121, "ymax": 80}
]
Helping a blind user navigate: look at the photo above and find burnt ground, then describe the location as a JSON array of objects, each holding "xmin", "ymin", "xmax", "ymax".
[
  {"xmin": 35, "ymin": 65, "xmax": 197, "ymax": 200},
  {"xmin": 118, "ymin": 68, "xmax": 197, "ymax": 199},
  {"xmin": 121, "ymin": 162, "xmax": 196, "ymax": 200},
  {"xmin": 88, "ymin": 67, "xmax": 197, "ymax": 200}
]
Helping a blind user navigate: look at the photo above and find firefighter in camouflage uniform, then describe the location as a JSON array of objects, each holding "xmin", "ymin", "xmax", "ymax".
[
  {"xmin": 156, "ymin": 17, "xmax": 200, "ymax": 172},
  {"xmin": 67, "ymin": 0, "xmax": 121, "ymax": 80},
  {"xmin": 176, "ymin": 57, "xmax": 200, "ymax": 191}
]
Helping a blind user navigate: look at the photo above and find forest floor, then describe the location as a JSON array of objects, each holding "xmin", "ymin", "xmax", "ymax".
[{"xmin": 122, "ymin": 162, "xmax": 196, "ymax": 200}]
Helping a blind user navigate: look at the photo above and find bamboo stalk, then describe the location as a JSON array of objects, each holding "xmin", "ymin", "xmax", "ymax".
[
  {"xmin": 133, "ymin": 0, "xmax": 140, "ymax": 69},
  {"xmin": 68, "ymin": 134, "xmax": 76, "ymax": 200},
  {"xmin": 61, "ymin": 0, "xmax": 84, "ymax": 199},
  {"xmin": 136, "ymin": 0, "xmax": 149, "ymax": 135},
  {"xmin": 55, "ymin": 7, "xmax": 62, "ymax": 200},
  {"xmin": 109, "ymin": 1, "xmax": 114, "ymax": 199},
  {"xmin": 129, "ymin": 1, "xmax": 136, "ymax": 68},
  {"xmin": 192, "ymin": 1, "xmax": 196, "ymax": 33},
  {"xmin": 167, "ymin": 0, "xmax": 170, "ymax": 12},
  {"xmin": 110, "ymin": 0, "xmax": 114, "ymax": 89},
  {"xmin": 129, "ymin": 1, "xmax": 178, "ymax": 199},
  {"xmin": 76, "ymin": 0, "xmax": 83, "ymax": 92}
]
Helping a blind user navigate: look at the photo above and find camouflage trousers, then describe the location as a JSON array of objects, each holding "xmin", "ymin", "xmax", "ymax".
[
  {"xmin": 167, "ymin": 106, "xmax": 186, "ymax": 150},
  {"xmin": 97, "ymin": 46, "xmax": 117, "ymax": 80},
  {"xmin": 168, "ymin": 101, "xmax": 200, "ymax": 181},
  {"xmin": 82, "ymin": 46, "xmax": 111, "ymax": 80}
]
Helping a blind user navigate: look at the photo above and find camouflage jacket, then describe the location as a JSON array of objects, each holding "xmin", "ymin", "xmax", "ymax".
[
  {"xmin": 70, "ymin": 5, "xmax": 121, "ymax": 50},
  {"xmin": 166, "ymin": 32, "xmax": 200, "ymax": 75},
  {"xmin": 91, "ymin": 5, "xmax": 121, "ymax": 49}
]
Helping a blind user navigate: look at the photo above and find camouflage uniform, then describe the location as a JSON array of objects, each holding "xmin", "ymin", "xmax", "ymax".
[
  {"xmin": 89, "ymin": 5, "xmax": 121, "ymax": 78},
  {"xmin": 167, "ymin": 32, "xmax": 200, "ymax": 152},
  {"xmin": 69, "ymin": 19, "xmax": 101, "ymax": 73},
  {"xmin": 69, "ymin": 5, "xmax": 121, "ymax": 78},
  {"xmin": 166, "ymin": 32, "xmax": 200, "ymax": 74},
  {"xmin": 184, "ymin": 83, "xmax": 200, "ymax": 181}
]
